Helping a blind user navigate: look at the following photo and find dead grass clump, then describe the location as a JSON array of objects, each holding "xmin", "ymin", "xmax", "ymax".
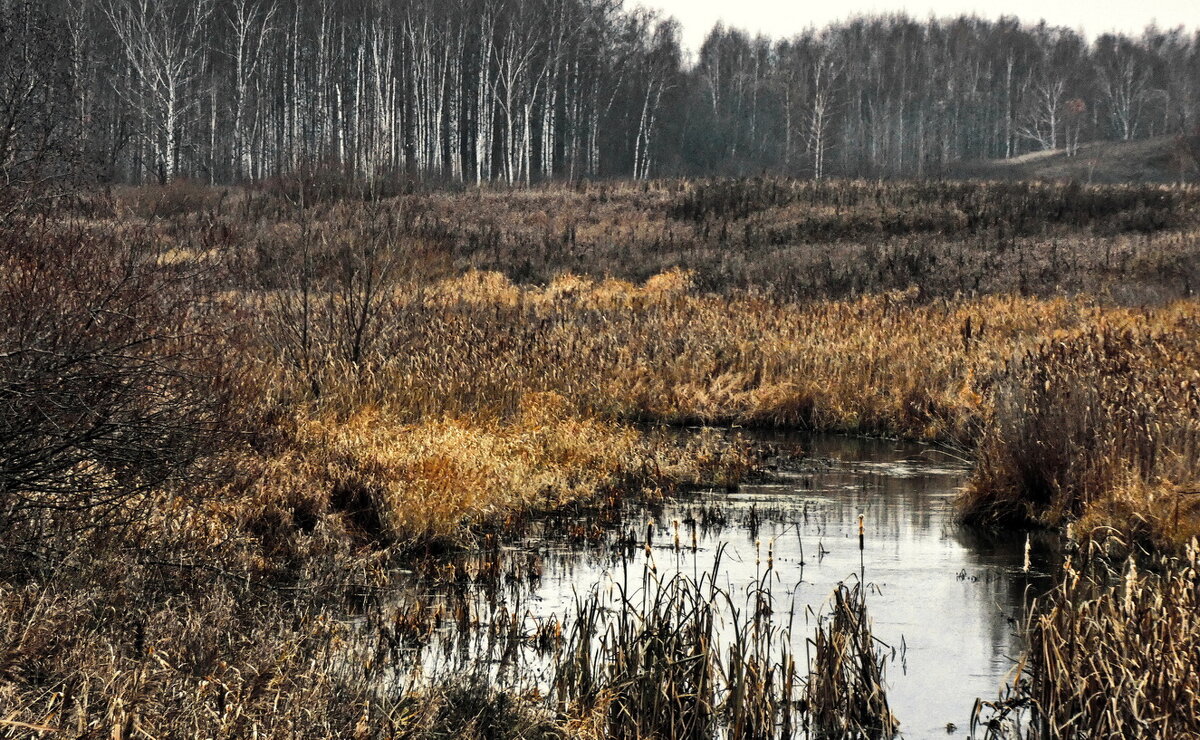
[
  {"xmin": 0, "ymin": 568, "xmax": 394, "ymax": 739},
  {"xmin": 805, "ymin": 582, "xmax": 898, "ymax": 740},
  {"xmin": 236, "ymin": 395, "xmax": 758, "ymax": 552},
  {"xmin": 393, "ymin": 681, "xmax": 562, "ymax": 739},
  {"xmin": 974, "ymin": 545, "xmax": 1200, "ymax": 739},
  {"xmin": 553, "ymin": 551, "xmax": 802, "ymax": 739},
  {"xmin": 1076, "ymin": 476, "xmax": 1200, "ymax": 552},
  {"xmin": 961, "ymin": 305, "xmax": 1200, "ymax": 547},
  {"xmin": 554, "ymin": 554, "xmax": 899, "ymax": 739},
  {"xmin": 303, "ymin": 403, "xmax": 641, "ymax": 547}
]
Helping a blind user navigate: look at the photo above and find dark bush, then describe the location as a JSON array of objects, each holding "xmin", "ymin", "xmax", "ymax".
[{"xmin": 0, "ymin": 224, "xmax": 241, "ymax": 545}]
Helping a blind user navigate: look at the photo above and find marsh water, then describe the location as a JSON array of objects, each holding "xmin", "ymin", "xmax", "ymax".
[{"xmin": 378, "ymin": 433, "xmax": 1057, "ymax": 738}]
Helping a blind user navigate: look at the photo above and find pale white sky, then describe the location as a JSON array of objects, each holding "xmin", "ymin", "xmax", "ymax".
[{"xmin": 635, "ymin": 0, "xmax": 1199, "ymax": 53}]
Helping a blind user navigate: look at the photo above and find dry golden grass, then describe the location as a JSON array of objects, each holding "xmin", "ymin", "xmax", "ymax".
[
  {"xmin": 975, "ymin": 542, "xmax": 1200, "ymax": 738},
  {"xmin": 242, "ymin": 264, "xmax": 1200, "ymax": 550},
  {"xmin": 197, "ymin": 390, "xmax": 759, "ymax": 558},
  {"xmin": 0, "ymin": 572, "xmax": 375, "ymax": 739},
  {"xmin": 5, "ymin": 180, "xmax": 1200, "ymax": 737},
  {"xmin": 961, "ymin": 304, "xmax": 1200, "ymax": 548},
  {"xmin": 47, "ymin": 180, "xmax": 1194, "ymax": 556},
  {"xmin": 251, "ymin": 393, "xmax": 694, "ymax": 548}
]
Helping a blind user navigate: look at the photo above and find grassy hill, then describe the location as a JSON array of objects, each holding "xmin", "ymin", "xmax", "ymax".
[{"xmin": 951, "ymin": 134, "xmax": 1200, "ymax": 184}]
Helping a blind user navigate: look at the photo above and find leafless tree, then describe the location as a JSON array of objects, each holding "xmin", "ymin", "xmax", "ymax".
[
  {"xmin": 1, "ymin": 1, "xmax": 1199, "ymax": 182},
  {"xmin": 104, "ymin": 0, "xmax": 214, "ymax": 182}
]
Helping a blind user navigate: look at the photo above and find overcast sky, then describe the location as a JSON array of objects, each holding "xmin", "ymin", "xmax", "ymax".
[{"xmin": 635, "ymin": 0, "xmax": 1199, "ymax": 53}]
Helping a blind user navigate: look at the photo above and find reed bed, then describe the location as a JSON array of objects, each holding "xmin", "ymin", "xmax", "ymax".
[
  {"xmin": 233, "ymin": 395, "xmax": 757, "ymax": 551},
  {"xmin": 553, "ymin": 551, "xmax": 896, "ymax": 740},
  {"xmin": 554, "ymin": 552, "xmax": 796, "ymax": 739},
  {"xmin": 805, "ymin": 583, "xmax": 897, "ymax": 740},
  {"xmin": 4, "ymin": 179, "xmax": 1200, "ymax": 736},
  {"xmin": 960, "ymin": 306, "xmax": 1200, "ymax": 549},
  {"xmin": 250, "ymin": 262, "xmax": 1199, "ymax": 548},
  {"xmin": 974, "ymin": 541, "xmax": 1200, "ymax": 739}
]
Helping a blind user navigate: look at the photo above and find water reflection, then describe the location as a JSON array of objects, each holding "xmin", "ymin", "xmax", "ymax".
[{"xmin": 379, "ymin": 433, "xmax": 1059, "ymax": 738}]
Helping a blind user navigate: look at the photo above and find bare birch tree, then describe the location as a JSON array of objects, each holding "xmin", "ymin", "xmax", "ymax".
[{"xmin": 105, "ymin": 0, "xmax": 214, "ymax": 182}]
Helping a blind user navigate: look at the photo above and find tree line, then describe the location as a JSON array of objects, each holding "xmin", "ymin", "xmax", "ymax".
[{"xmin": 2, "ymin": 0, "xmax": 1198, "ymax": 188}]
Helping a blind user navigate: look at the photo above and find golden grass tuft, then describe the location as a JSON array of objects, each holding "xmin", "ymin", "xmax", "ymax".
[
  {"xmin": 298, "ymin": 398, "xmax": 642, "ymax": 546},
  {"xmin": 961, "ymin": 303, "xmax": 1200, "ymax": 548},
  {"xmin": 230, "ymin": 393, "xmax": 756, "ymax": 552}
]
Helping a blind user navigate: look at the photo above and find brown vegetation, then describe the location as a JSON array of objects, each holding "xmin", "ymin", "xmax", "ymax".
[
  {"xmin": 553, "ymin": 550, "xmax": 896, "ymax": 740},
  {"xmin": 974, "ymin": 540, "xmax": 1200, "ymax": 739},
  {"xmin": 952, "ymin": 135, "xmax": 1200, "ymax": 184},
  {"xmin": 805, "ymin": 582, "xmax": 898, "ymax": 739},
  {"xmin": 2, "ymin": 178, "xmax": 1198, "ymax": 736},
  {"xmin": 961, "ymin": 310, "xmax": 1200, "ymax": 549}
]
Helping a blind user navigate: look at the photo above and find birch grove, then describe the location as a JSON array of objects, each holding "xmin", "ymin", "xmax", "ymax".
[{"xmin": 3, "ymin": 0, "xmax": 1199, "ymax": 185}]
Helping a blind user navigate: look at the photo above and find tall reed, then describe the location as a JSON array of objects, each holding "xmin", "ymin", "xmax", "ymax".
[
  {"xmin": 805, "ymin": 582, "xmax": 898, "ymax": 740},
  {"xmin": 974, "ymin": 540, "xmax": 1200, "ymax": 739}
]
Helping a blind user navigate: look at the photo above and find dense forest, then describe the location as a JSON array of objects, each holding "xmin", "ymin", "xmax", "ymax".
[{"xmin": 2, "ymin": 0, "xmax": 1199, "ymax": 187}]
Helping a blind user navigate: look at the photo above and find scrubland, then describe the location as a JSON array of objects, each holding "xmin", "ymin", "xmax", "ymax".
[{"xmin": 2, "ymin": 177, "xmax": 1199, "ymax": 737}]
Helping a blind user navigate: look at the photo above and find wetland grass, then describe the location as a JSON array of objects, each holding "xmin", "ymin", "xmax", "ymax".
[
  {"xmin": 974, "ymin": 540, "xmax": 1200, "ymax": 739},
  {"xmin": 553, "ymin": 548, "xmax": 897, "ymax": 739},
  {"xmin": 959, "ymin": 310, "xmax": 1200, "ymax": 550},
  {"xmin": 552, "ymin": 548, "xmax": 794, "ymax": 739},
  {"xmin": 4, "ymin": 179, "xmax": 1200, "ymax": 735},
  {"xmin": 805, "ymin": 583, "xmax": 897, "ymax": 740}
]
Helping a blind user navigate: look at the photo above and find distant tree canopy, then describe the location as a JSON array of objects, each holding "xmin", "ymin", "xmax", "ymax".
[{"xmin": 2, "ymin": 0, "xmax": 1198, "ymax": 185}]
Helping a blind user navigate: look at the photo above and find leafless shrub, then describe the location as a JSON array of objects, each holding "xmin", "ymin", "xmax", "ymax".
[{"xmin": 0, "ymin": 224, "xmax": 241, "ymax": 549}]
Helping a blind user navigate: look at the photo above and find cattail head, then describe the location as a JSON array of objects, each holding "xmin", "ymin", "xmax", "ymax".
[{"xmin": 1124, "ymin": 559, "xmax": 1138, "ymax": 613}]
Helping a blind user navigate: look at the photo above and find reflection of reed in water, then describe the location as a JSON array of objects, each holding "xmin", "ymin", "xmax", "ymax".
[
  {"xmin": 806, "ymin": 581, "xmax": 899, "ymax": 740},
  {"xmin": 554, "ymin": 545, "xmax": 899, "ymax": 739}
]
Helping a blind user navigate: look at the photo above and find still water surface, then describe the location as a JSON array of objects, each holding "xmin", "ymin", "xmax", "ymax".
[{"xmin": 401, "ymin": 433, "xmax": 1057, "ymax": 738}]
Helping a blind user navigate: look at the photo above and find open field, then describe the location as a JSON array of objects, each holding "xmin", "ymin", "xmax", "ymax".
[{"xmin": 2, "ymin": 179, "xmax": 1199, "ymax": 737}]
